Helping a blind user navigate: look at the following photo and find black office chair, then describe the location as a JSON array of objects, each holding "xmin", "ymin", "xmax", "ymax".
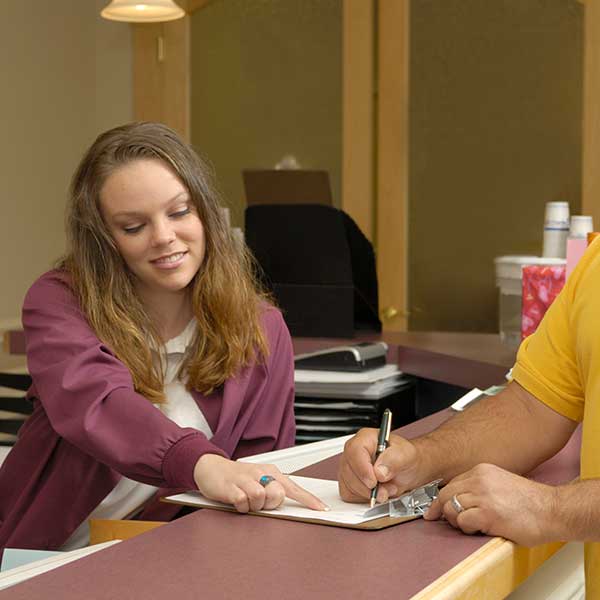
[{"xmin": 244, "ymin": 204, "xmax": 381, "ymax": 338}]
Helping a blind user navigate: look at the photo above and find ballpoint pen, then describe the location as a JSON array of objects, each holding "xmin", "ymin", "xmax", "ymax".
[{"xmin": 370, "ymin": 408, "xmax": 392, "ymax": 508}]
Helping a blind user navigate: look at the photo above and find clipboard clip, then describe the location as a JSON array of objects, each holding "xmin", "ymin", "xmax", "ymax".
[{"xmin": 363, "ymin": 479, "xmax": 443, "ymax": 518}]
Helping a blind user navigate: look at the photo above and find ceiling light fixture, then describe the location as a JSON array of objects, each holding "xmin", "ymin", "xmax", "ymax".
[{"xmin": 101, "ymin": 0, "xmax": 185, "ymax": 23}]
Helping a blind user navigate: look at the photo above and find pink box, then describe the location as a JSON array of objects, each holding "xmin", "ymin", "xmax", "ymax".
[{"xmin": 521, "ymin": 265, "xmax": 566, "ymax": 340}]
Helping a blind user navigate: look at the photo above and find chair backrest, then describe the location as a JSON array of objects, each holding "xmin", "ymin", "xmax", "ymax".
[
  {"xmin": 243, "ymin": 169, "xmax": 333, "ymax": 206},
  {"xmin": 245, "ymin": 204, "xmax": 380, "ymax": 337},
  {"xmin": 246, "ymin": 204, "xmax": 353, "ymax": 286}
]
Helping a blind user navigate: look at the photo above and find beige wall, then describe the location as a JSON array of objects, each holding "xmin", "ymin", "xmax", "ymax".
[
  {"xmin": 187, "ymin": 0, "xmax": 583, "ymax": 334},
  {"xmin": 408, "ymin": 0, "xmax": 582, "ymax": 332},
  {"xmin": 0, "ymin": 0, "xmax": 132, "ymax": 326},
  {"xmin": 1, "ymin": 1, "xmax": 583, "ymax": 337},
  {"xmin": 190, "ymin": 0, "xmax": 342, "ymax": 227}
]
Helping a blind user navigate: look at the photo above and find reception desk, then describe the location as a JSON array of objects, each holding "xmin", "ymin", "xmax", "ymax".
[{"xmin": 1, "ymin": 332, "xmax": 579, "ymax": 599}]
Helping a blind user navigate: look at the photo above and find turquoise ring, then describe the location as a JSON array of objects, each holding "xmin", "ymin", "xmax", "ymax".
[{"xmin": 259, "ymin": 475, "xmax": 276, "ymax": 487}]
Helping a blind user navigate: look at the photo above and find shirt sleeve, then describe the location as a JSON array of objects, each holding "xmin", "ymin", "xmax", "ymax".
[
  {"xmin": 511, "ymin": 260, "xmax": 585, "ymax": 423},
  {"xmin": 22, "ymin": 272, "xmax": 226, "ymax": 489}
]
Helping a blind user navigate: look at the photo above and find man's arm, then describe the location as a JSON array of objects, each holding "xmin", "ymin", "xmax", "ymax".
[
  {"xmin": 338, "ymin": 381, "xmax": 577, "ymax": 504},
  {"xmin": 414, "ymin": 380, "xmax": 577, "ymax": 483}
]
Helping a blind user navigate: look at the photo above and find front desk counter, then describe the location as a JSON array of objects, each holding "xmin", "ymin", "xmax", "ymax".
[
  {"xmin": 3, "ymin": 409, "xmax": 580, "ymax": 600},
  {"xmin": 3, "ymin": 332, "xmax": 580, "ymax": 600}
]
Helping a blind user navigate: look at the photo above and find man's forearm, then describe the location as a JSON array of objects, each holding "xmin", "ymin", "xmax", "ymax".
[
  {"xmin": 549, "ymin": 479, "xmax": 600, "ymax": 542},
  {"xmin": 411, "ymin": 382, "xmax": 577, "ymax": 485}
]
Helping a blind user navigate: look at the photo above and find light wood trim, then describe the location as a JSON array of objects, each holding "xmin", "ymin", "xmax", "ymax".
[
  {"xmin": 411, "ymin": 538, "xmax": 565, "ymax": 600},
  {"xmin": 582, "ymin": 0, "xmax": 600, "ymax": 228},
  {"xmin": 133, "ymin": 23, "xmax": 163, "ymax": 123},
  {"xmin": 342, "ymin": 0, "xmax": 375, "ymax": 240},
  {"xmin": 132, "ymin": 16, "xmax": 191, "ymax": 141},
  {"xmin": 377, "ymin": 0, "xmax": 410, "ymax": 331},
  {"xmin": 163, "ymin": 16, "xmax": 190, "ymax": 140},
  {"xmin": 89, "ymin": 519, "xmax": 165, "ymax": 544}
]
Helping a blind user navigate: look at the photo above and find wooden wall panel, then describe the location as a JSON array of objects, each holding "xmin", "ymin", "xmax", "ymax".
[
  {"xmin": 582, "ymin": 0, "xmax": 600, "ymax": 228},
  {"xmin": 132, "ymin": 16, "xmax": 190, "ymax": 141},
  {"xmin": 342, "ymin": 0, "xmax": 374, "ymax": 241},
  {"xmin": 377, "ymin": 0, "xmax": 410, "ymax": 331}
]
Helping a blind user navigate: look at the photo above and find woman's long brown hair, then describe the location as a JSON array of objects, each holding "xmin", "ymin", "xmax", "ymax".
[{"xmin": 59, "ymin": 122, "xmax": 270, "ymax": 402}]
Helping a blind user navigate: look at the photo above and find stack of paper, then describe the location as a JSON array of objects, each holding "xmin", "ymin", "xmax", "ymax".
[
  {"xmin": 239, "ymin": 435, "xmax": 353, "ymax": 473},
  {"xmin": 295, "ymin": 364, "xmax": 408, "ymax": 399},
  {"xmin": 294, "ymin": 364, "xmax": 414, "ymax": 444},
  {"xmin": 0, "ymin": 386, "xmax": 30, "ymax": 447}
]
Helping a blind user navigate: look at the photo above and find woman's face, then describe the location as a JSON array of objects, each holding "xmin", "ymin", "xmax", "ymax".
[{"xmin": 100, "ymin": 158, "xmax": 206, "ymax": 304}]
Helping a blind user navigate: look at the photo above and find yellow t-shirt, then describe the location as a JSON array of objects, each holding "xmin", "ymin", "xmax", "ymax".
[{"xmin": 512, "ymin": 238, "xmax": 600, "ymax": 595}]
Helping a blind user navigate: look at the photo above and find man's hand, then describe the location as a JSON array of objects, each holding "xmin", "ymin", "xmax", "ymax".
[
  {"xmin": 194, "ymin": 454, "xmax": 329, "ymax": 513},
  {"xmin": 425, "ymin": 463, "xmax": 557, "ymax": 547},
  {"xmin": 338, "ymin": 428, "xmax": 426, "ymax": 504}
]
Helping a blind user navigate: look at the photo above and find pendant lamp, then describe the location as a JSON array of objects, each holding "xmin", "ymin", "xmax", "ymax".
[{"xmin": 101, "ymin": 0, "xmax": 185, "ymax": 23}]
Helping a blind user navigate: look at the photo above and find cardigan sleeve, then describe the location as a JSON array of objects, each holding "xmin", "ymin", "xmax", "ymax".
[{"xmin": 22, "ymin": 271, "xmax": 226, "ymax": 490}]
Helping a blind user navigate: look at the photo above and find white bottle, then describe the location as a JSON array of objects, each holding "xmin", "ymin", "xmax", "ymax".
[
  {"xmin": 542, "ymin": 201, "xmax": 570, "ymax": 258},
  {"xmin": 566, "ymin": 215, "xmax": 594, "ymax": 278}
]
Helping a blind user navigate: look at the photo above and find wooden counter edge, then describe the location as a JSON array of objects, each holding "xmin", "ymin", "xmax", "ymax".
[{"xmin": 410, "ymin": 536, "xmax": 564, "ymax": 599}]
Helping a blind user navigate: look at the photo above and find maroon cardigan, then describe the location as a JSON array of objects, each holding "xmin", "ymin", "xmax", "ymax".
[{"xmin": 0, "ymin": 271, "xmax": 295, "ymax": 551}]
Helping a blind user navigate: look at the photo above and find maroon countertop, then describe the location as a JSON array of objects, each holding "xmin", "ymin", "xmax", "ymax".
[
  {"xmin": 293, "ymin": 331, "xmax": 516, "ymax": 389},
  {"xmin": 3, "ymin": 409, "xmax": 580, "ymax": 600},
  {"xmin": 3, "ymin": 330, "xmax": 515, "ymax": 389}
]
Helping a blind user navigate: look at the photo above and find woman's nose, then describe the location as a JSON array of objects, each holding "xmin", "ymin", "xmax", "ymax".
[{"xmin": 151, "ymin": 219, "xmax": 176, "ymax": 246}]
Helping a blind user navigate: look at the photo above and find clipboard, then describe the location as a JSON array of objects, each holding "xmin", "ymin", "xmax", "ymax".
[{"xmin": 163, "ymin": 477, "xmax": 441, "ymax": 531}]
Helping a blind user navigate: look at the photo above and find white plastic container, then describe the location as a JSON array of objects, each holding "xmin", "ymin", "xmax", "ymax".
[
  {"xmin": 542, "ymin": 201, "xmax": 569, "ymax": 258},
  {"xmin": 494, "ymin": 255, "xmax": 566, "ymax": 346},
  {"xmin": 569, "ymin": 215, "xmax": 594, "ymax": 239},
  {"xmin": 566, "ymin": 216, "xmax": 594, "ymax": 278}
]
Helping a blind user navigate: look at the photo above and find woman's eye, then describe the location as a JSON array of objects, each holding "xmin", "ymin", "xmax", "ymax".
[
  {"xmin": 170, "ymin": 208, "xmax": 191, "ymax": 219},
  {"xmin": 123, "ymin": 224, "xmax": 144, "ymax": 234}
]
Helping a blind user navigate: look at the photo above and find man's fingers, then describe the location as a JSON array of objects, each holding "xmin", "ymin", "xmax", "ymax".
[
  {"xmin": 343, "ymin": 429, "xmax": 379, "ymax": 488},
  {"xmin": 374, "ymin": 446, "xmax": 402, "ymax": 482},
  {"xmin": 373, "ymin": 437, "xmax": 416, "ymax": 484},
  {"xmin": 424, "ymin": 497, "xmax": 442, "ymax": 520},
  {"xmin": 456, "ymin": 508, "xmax": 483, "ymax": 535},
  {"xmin": 338, "ymin": 459, "xmax": 375, "ymax": 502},
  {"xmin": 337, "ymin": 429, "xmax": 382, "ymax": 502},
  {"xmin": 375, "ymin": 482, "xmax": 399, "ymax": 504}
]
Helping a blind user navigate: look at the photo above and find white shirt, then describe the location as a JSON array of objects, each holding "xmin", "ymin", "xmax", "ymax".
[{"xmin": 62, "ymin": 320, "xmax": 211, "ymax": 550}]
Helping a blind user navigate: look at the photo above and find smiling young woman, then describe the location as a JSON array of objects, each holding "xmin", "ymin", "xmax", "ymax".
[{"xmin": 0, "ymin": 122, "xmax": 326, "ymax": 554}]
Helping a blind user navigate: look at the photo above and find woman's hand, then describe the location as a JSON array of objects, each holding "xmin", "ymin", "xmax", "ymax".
[{"xmin": 193, "ymin": 454, "xmax": 329, "ymax": 513}]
